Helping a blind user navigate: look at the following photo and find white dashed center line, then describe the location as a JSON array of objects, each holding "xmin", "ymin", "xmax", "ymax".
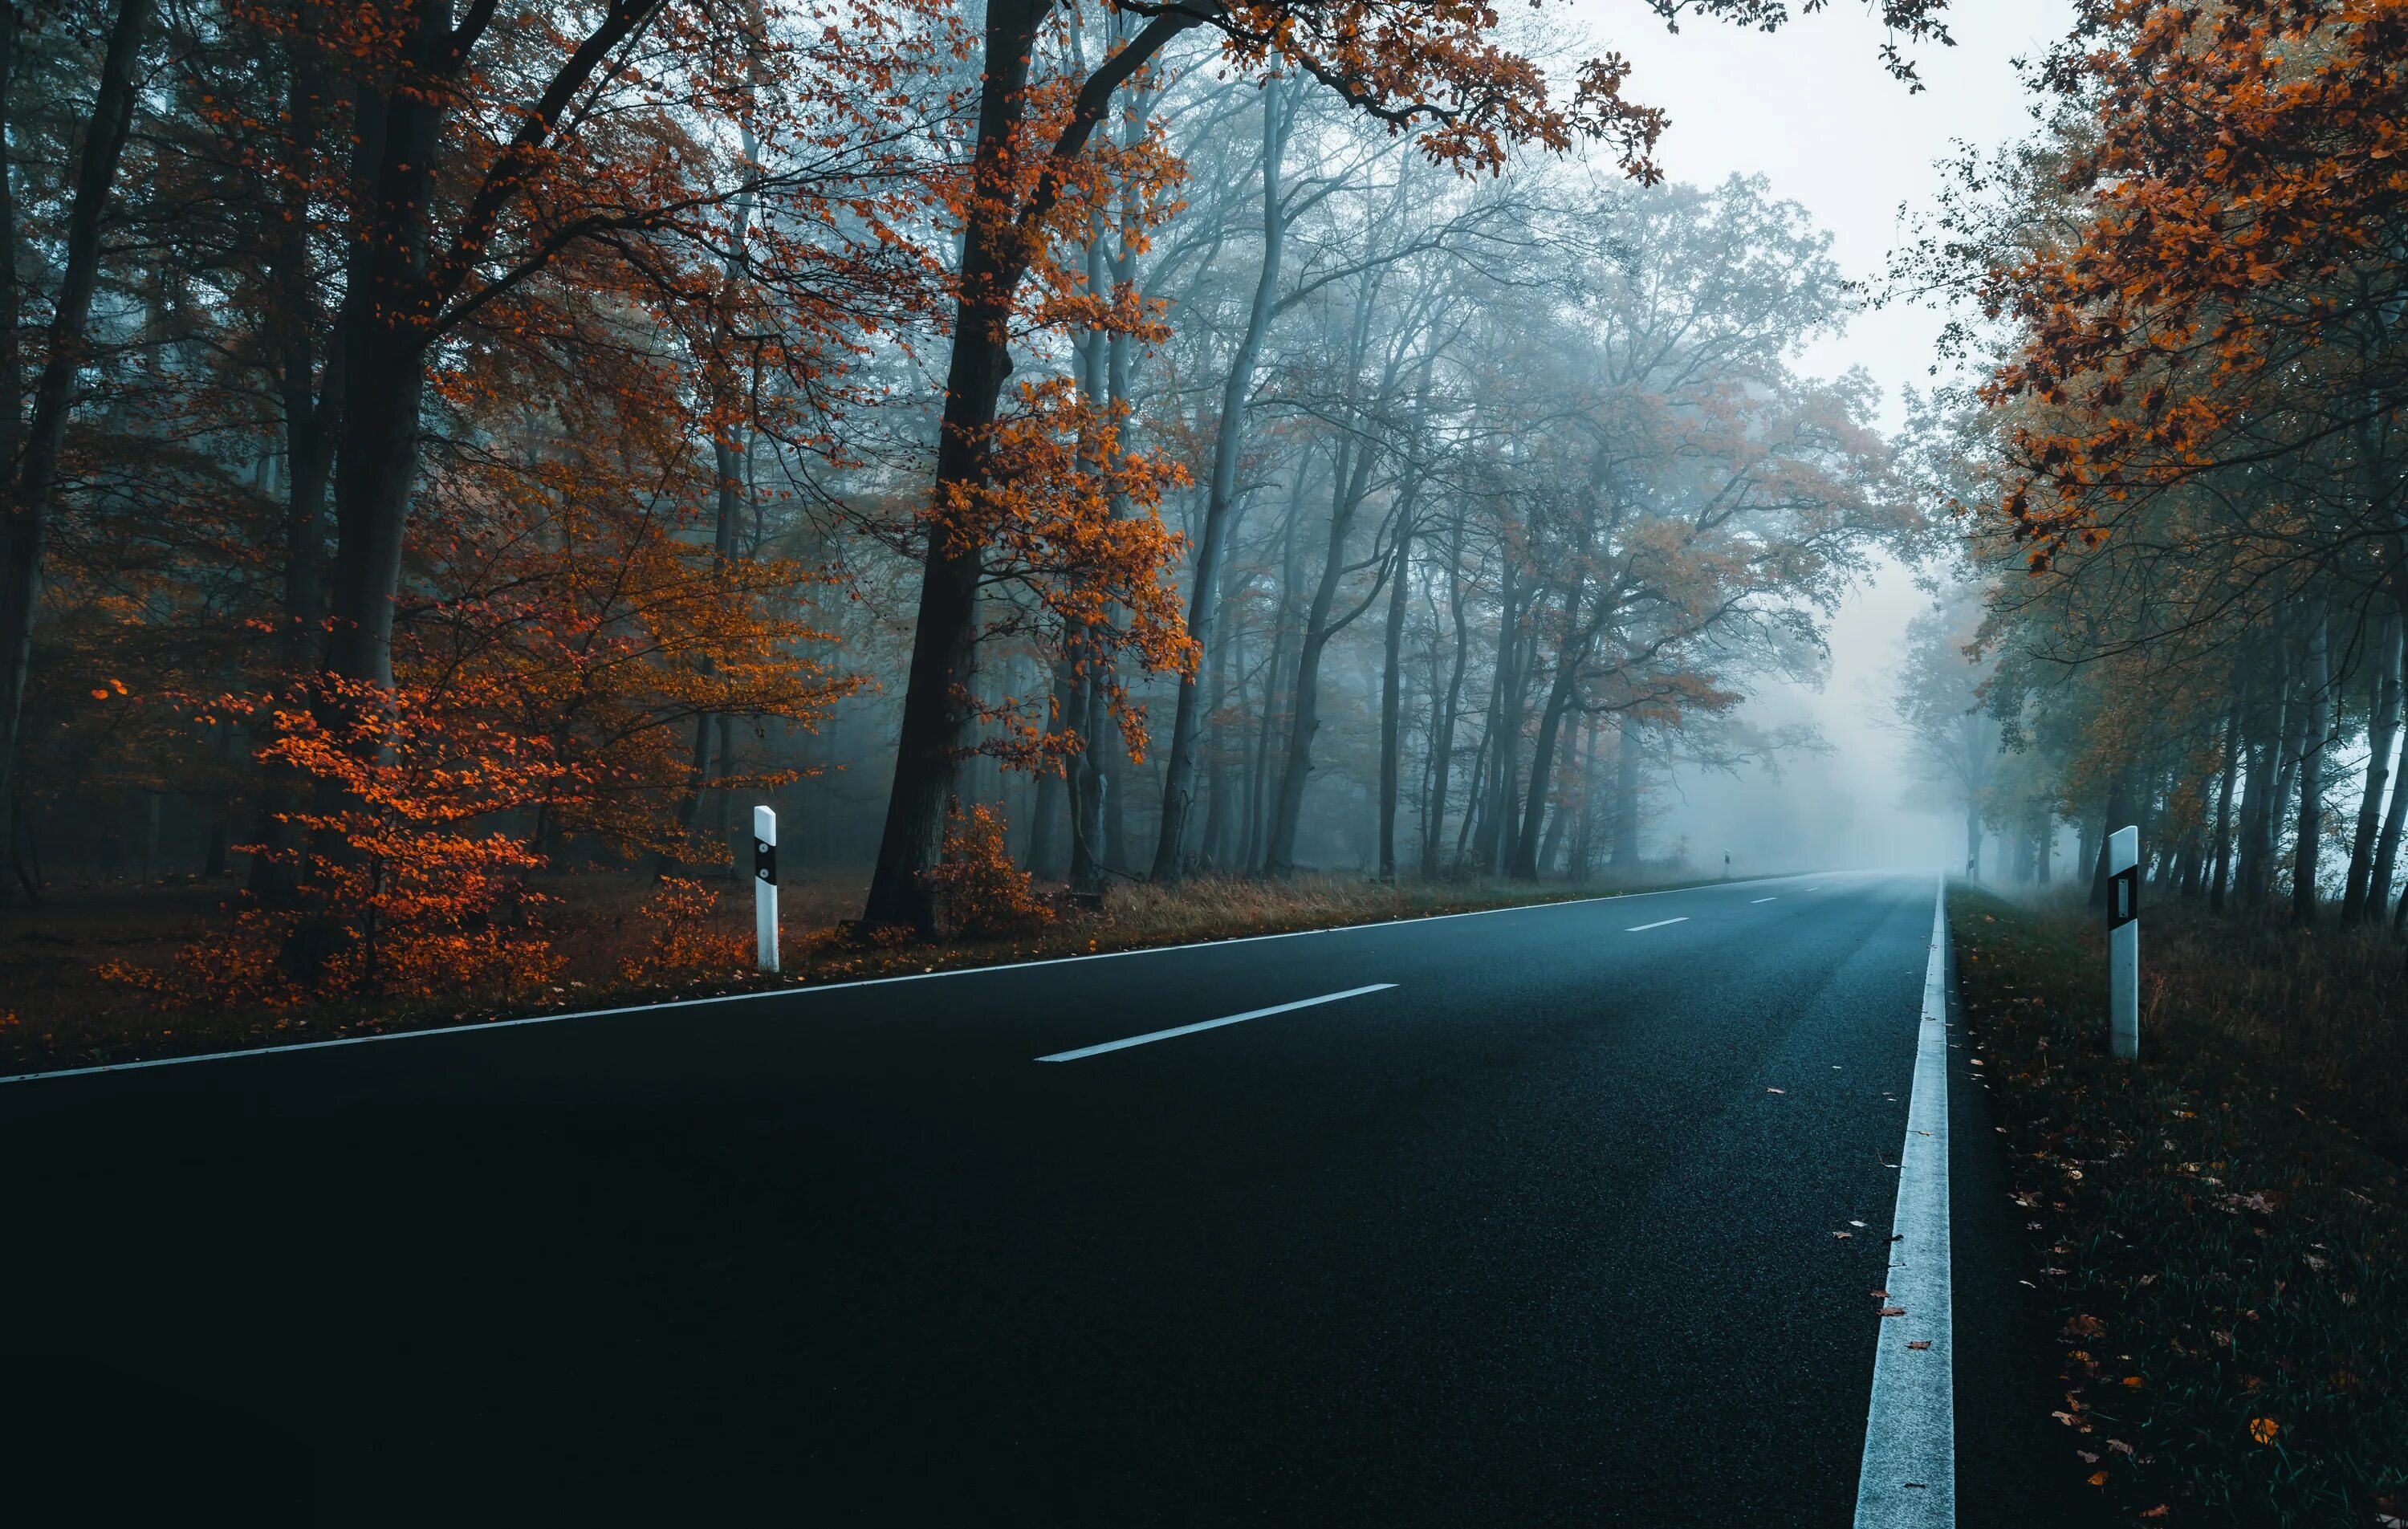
[
  {"xmin": 1035, "ymin": 984, "xmax": 1397, "ymax": 1062},
  {"xmin": 1625, "ymin": 917, "xmax": 1690, "ymax": 933}
]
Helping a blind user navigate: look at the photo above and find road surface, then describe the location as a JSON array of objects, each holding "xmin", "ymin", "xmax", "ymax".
[{"xmin": 0, "ymin": 871, "xmax": 2093, "ymax": 1523}]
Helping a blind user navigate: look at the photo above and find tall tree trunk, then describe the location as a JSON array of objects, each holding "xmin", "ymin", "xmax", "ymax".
[
  {"xmin": 1067, "ymin": 226, "xmax": 1117, "ymax": 902},
  {"xmin": 1068, "ymin": 637, "xmax": 1111, "ymax": 899},
  {"xmin": 246, "ymin": 35, "xmax": 341, "ymax": 904},
  {"xmin": 1569, "ymin": 714, "xmax": 1601, "ymax": 882},
  {"xmin": 2089, "ymin": 775, "xmax": 2132, "ymax": 910},
  {"xmin": 1198, "ymin": 617, "xmax": 1244, "ymax": 871},
  {"xmin": 1153, "ymin": 79, "xmax": 1294, "ymax": 880},
  {"xmin": 0, "ymin": 0, "xmax": 155, "ymax": 903},
  {"xmin": 862, "ymin": 0, "xmax": 1195, "ymax": 930},
  {"xmin": 1263, "ymin": 435, "xmax": 1382, "ymax": 876},
  {"xmin": 1609, "ymin": 718, "xmax": 1642, "ymax": 875},
  {"xmin": 860, "ymin": 6, "xmax": 1039, "ymax": 929},
  {"xmin": 2343, "ymin": 609, "xmax": 2402, "ymax": 921},
  {"xmin": 2371, "ymin": 719, "xmax": 2408, "ymax": 931},
  {"xmin": 1471, "ymin": 564, "xmax": 1523, "ymax": 873},
  {"xmin": 1491, "ymin": 620, "xmax": 1541, "ymax": 873},
  {"xmin": 2239, "ymin": 640, "xmax": 2292, "ymax": 908},
  {"xmin": 1511, "ymin": 592, "xmax": 1591, "ymax": 880},
  {"xmin": 1025, "ymin": 655, "xmax": 1080, "ymax": 875},
  {"xmin": 1376, "ymin": 519, "xmax": 1412, "ymax": 880},
  {"xmin": 1454, "ymin": 704, "xmax": 1492, "ymax": 868},
  {"xmin": 1103, "ymin": 743, "xmax": 1129, "ymax": 873},
  {"xmin": 1422, "ymin": 513, "xmax": 1470, "ymax": 877},
  {"xmin": 2208, "ymin": 692, "xmax": 2242, "ymax": 910},
  {"xmin": 1245, "ymin": 481, "xmax": 1305, "ymax": 874},
  {"xmin": 713, "ymin": 714, "xmax": 737, "ymax": 872},
  {"xmin": 1536, "ymin": 716, "xmax": 1581, "ymax": 877},
  {"xmin": 2271, "ymin": 667, "xmax": 2308, "ymax": 850},
  {"xmin": 2291, "ymin": 601, "xmax": 2332, "ymax": 924},
  {"xmin": 321, "ymin": 0, "xmax": 467, "ymax": 706}
]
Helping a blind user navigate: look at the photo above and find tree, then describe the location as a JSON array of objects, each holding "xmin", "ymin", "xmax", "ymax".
[
  {"xmin": 1890, "ymin": 589, "xmax": 2001, "ymax": 880},
  {"xmin": 0, "ymin": 0, "xmax": 157, "ymax": 896},
  {"xmin": 859, "ymin": 0, "xmax": 1669, "ymax": 932}
]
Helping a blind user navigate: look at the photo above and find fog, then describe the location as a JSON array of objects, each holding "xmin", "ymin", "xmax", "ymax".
[
  {"xmin": 25, "ymin": 0, "xmax": 2365, "ymax": 956},
  {"xmin": 1610, "ymin": 0, "xmax": 2082, "ymax": 877}
]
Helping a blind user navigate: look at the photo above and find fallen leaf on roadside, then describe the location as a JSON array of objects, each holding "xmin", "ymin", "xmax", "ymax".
[
  {"xmin": 1833, "ymin": 1230, "xmax": 1853, "ymax": 1239},
  {"xmin": 2087, "ymin": 1470, "xmax": 2109, "ymax": 1486},
  {"xmin": 1877, "ymin": 1306, "xmax": 1907, "ymax": 1317},
  {"xmin": 1906, "ymin": 1340, "xmax": 1931, "ymax": 1350},
  {"xmin": 2139, "ymin": 1507, "xmax": 2168, "ymax": 1519}
]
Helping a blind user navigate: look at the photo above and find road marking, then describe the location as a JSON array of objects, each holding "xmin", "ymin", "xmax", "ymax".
[
  {"xmin": 1625, "ymin": 917, "xmax": 1690, "ymax": 932},
  {"xmin": 1853, "ymin": 878, "xmax": 1954, "ymax": 1528},
  {"xmin": 1034, "ymin": 985, "xmax": 1397, "ymax": 1063},
  {"xmin": 1751, "ymin": 897, "xmax": 1778, "ymax": 904},
  {"xmin": 1, "ymin": 870, "xmax": 1869, "ymax": 1088}
]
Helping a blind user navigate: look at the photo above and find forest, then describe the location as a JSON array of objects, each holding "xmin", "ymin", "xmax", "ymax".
[
  {"xmin": 12, "ymin": 4, "xmax": 2408, "ymax": 1519},
  {"xmin": 2, "ymin": 0, "xmax": 2404, "ymax": 1034},
  {"xmin": 0, "ymin": 0, "xmax": 1944, "ymax": 1018},
  {"xmin": 1897, "ymin": 0, "xmax": 2408, "ymax": 949}
]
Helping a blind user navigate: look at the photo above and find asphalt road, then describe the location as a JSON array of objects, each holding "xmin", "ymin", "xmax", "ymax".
[{"xmin": 0, "ymin": 872, "xmax": 2098, "ymax": 1525}]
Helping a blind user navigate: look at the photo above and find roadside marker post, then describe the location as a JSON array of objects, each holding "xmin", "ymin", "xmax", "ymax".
[
  {"xmin": 754, "ymin": 804, "xmax": 780, "ymax": 974},
  {"xmin": 2108, "ymin": 823, "xmax": 2139, "ymax": 1060}
]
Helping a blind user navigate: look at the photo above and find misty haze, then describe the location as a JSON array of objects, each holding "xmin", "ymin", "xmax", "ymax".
[{"xmin": 2, "ymin": 1, "xmax": 2401, "ymax": 1523}]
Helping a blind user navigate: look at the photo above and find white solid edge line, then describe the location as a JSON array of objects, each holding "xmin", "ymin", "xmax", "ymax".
[
  {"xmin": 1852, "ymin": 876, "xmax": 1955, "ymax": 1529},
  {"xmin": 1035, "ymin": 984, "xmax": 1397, "ymax": 1063},
  {"xmin": 1624, "ymin": 917, "xmax": 1690, "ymax": 933},
  {"xmin": 0, "ymin": 868, "xmax": 1885, "ymax": 1088}
]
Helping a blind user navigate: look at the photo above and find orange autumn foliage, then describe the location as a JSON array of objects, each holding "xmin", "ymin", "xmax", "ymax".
[
  {"xmin": 108, "ymin": 677, "xmax": 568, "ymax": 1006},
  {"xmin": 621, "ymin": 876, "xmax": 754, "ymax": 984},
  {"xmin": 923, "ymin": 803, "xmax": 1055, "ymax": 939},
  {"xmin": 1982, "ymin": 0, "xmax": 2408, "ymax": 562}
]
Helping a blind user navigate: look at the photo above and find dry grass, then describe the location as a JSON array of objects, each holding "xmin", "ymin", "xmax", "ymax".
[
  {"xmin": 2136, "ymin": 905, "xmax": 2408, "ymax": 1156},
  {"xmin": 0, "ymin": 868, "xmax": 1706, "ymax": 1076},
  {"xmin": 1950, "ymin": 884, "xmax": 2406, "ymax": 1527}
]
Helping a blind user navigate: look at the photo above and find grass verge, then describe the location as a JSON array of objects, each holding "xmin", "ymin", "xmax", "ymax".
[
  {"xmin": 1948, "ymin": 883, "xmax": 2406, "ymax": 1527},
  {"xmin": 2, "ymin": 869, "xmax": 1727, "ymax": 1077}
]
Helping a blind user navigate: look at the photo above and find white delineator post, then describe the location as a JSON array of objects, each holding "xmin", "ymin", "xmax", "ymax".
[
  {"xmin": 2109, "ymin": 823, "xmax": 2139, "ymax": 1059},
  {"xmin": 753, "ymin": 804, "xmax": 780, "ymax": 975}
]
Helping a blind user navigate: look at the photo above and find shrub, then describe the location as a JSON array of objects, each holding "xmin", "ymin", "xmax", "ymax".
[
  {"xmin": 923, "ymin": 803, "xmax": 1054, "ymax": 939},
  {"xmin": 620, "ymin": 876, "xmax": 752, "ymax": 984}
]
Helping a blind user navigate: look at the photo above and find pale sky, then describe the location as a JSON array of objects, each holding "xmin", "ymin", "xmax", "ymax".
[{"xmin": 1574, "ymin": 0, "xmax": 2080, "ymax": 873}]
